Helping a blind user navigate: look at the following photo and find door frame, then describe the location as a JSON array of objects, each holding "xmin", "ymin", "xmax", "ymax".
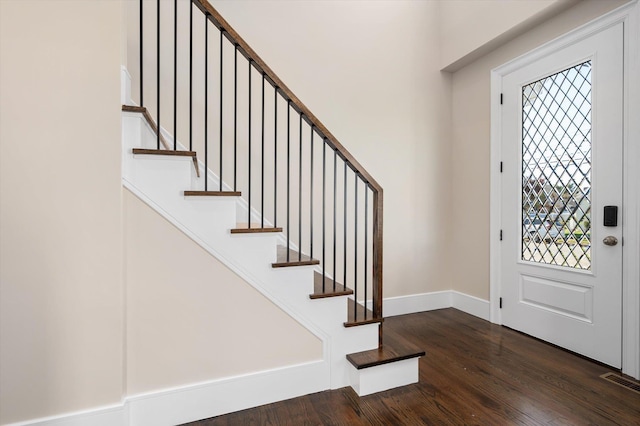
[{"xmin": 490, "ymin": 0, "xmax": 640, "ymax": 379}]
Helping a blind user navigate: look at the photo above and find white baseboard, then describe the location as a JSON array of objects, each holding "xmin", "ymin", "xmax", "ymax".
[
  {"xmin": 383, "ymin": 291, "xmax": 451, "ymax": 317},
  {"xmin": 450, "ymin": 291, "xmax": 491, "ymax": 321},
  {"xmin": 383, "ymin": 290, "xmax": 490, "ymax": 321},
  {"xmin": 6, "ymin": 404, "xmax": 126, "ymax": 426},
  {"xmin": 127, "ymin": 360, "xmax": 329, "ymax": 426},
  {"xmin": 9, "ymin": 361, "xmax": 328, "ymax": 426}
]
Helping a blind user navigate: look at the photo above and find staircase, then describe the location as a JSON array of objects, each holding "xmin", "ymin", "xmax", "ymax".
[{"xmin": 123, "ymin": 0, "xmax": 424, "ymax": 409}]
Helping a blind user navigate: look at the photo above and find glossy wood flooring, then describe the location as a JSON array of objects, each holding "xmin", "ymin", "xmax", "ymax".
[{"xmin": 185, "ymin": 309, "xmax": 640, "ymax": 425}]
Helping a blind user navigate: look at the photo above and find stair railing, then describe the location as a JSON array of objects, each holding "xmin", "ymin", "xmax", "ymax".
[{"xmin": 132, "ymin": 0, "xmax": 383, "ymax": 340}]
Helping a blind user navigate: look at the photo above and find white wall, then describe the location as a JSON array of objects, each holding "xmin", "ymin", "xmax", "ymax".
[
  {"xmin": 212, "ymin": 0, "xmax": 453, "ymax": 299},
  {"xmin": 449, "ymin": 0, "xmax": 629, "ymax": 299},
  {"xmin": 0, "ymin": 1, "xmax": 124, "ymax": 423},
  {"xmin": 439, "ymin": 0, "xmax": 579, "ymax": 71}
]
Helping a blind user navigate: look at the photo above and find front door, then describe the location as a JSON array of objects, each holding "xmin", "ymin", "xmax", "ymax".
[{"xmin": 500, "ymin": 23, "xmax": 623, "ymax": 367}]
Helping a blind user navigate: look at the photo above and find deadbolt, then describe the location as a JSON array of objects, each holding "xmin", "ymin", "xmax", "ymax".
[{"xmin": 603, "ymin": 236, "xmax": 618, "ymax": 246}]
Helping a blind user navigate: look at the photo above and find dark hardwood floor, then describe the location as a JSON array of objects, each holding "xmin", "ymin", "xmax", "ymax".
[{"xmin": 185, "ymin": 308, "xmax": 640, "ymax": 425}]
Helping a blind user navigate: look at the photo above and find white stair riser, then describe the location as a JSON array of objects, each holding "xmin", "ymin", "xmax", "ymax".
[{"xmin": 349, "ymin": 358, "xmax": 420, "ymax": 396}]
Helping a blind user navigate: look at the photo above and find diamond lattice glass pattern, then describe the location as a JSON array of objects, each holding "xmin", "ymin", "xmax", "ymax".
[{"xmin": 521, "ymin": 61, "xmax": 591, "ymax": 270}]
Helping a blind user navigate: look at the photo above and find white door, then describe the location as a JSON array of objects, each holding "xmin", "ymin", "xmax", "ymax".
[{"xmin": 500, "ymin": 23, "xmax": 623, "ymax": 367}]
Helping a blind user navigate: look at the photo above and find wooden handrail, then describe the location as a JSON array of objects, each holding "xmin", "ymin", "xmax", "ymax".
[
  {"xmin": 192, "ymin": 0, "xmax": 384, "ymax": 325},
  {"xmin": 192, "ymin": 1, "xmax": 381, "ymax": 193}
]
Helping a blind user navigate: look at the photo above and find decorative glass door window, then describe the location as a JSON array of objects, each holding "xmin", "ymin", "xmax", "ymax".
[{"xmin": 521, "ymin": 61, "xmax": 592, "ymax": 270}]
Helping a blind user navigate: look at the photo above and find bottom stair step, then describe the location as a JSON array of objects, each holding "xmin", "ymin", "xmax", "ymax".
[
  {"xmin": 346, "ymin": 325, "xmax": 425, "ymax": 396},
  {"xmin": 346, "ymin": 328, "xmax": 425, "ymax": 370}
]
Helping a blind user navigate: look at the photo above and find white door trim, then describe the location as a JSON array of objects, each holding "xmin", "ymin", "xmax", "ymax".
[{"xmin": 490, "ymin": 0, "xmax": 640, "ymax": 379}]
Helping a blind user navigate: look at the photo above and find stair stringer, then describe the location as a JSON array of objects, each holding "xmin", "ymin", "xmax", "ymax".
[{"xmin": 122, "ymin": 111, "xmax": 380, "ymax": 394}]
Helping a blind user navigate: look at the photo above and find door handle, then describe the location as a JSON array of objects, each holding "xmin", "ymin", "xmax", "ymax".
[{"xmin": 603, "ymin": 236, "xmax": 618, "ymax": 246}]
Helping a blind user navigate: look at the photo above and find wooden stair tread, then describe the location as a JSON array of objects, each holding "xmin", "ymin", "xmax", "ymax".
[
  {"xmin": 125, "ymin": 105, "xmax": 200, "ymax": 177},
  {"xmin": 346, "ymin": 327, "xmax": 425, "ymax": 370},
  {"xmin": 122, "ymin": 104, "xmax": 146, "ymax": 113},
  {"xmin": 184, "ymin": 190, "xmax": 241, "ymax": 196},
  {"xmin": 344, "ymin": 299, "xmax": 383, "ymax": 327},
  {"xmin": 310, "ymin": 272, "xmax": 353, "ymax": 299},
  {"xmin": 272, "ymin": 246, "xmax": 320, "ymax": 268},
  {"xmin": 231, "ymin": 223, "xmax": 283, "ymax": 234},
  {"xmin": 133, "ymin": 148, "xmax": 196, "ymax": 157},
  {"xmin": 133, "ymin": 149, "xmax": 200, "ymax": 178}
]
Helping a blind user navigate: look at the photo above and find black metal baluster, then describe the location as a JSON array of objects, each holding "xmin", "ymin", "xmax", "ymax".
[
  {"xmin": 286, "ymin": 101, "xmax": 291, "ymax": 262},
  {"xmin": 173, "ymin": 0, "xmax": 177, "ymax": 150},
  {"xmin": 322, "ymin": 140, "xmax": 326, "ymax": 292},
  {"xmin": 219, "ymin": 30, "xmax": 224, "ymax": 191},
  {"xmin": 343, "ymin": 161, "xmax": 347, "ymax": 292},
  {"xmin": 298, "ymin": 113, "xmax": 303, "ymax": 261},
  {"xmin": 310, "ymin": 126, "xmax": 314, "ymax": 259},
  {"xmin": 354, "ymin": 173, "xmax": 358, "ymax": 316},
  {"xmin": 364, "ymin": 185, "xmax": 368, "ymax": 319},
  {"xmin": 189, "ymin": 0, "xmax": 192, "ymax": 151},
  {"xmin": 261, "ymin": 75, "xmax": 265, "ymax": 228},
  {"xmin": 248, "ymin": 60, "xmax": 252, "ymax": 225},
  {"xmin": 156, "ymin": 0, "xmax": 160, "ymax": 150},
  {"xmin": 333, "ymin": 149, "xmax": 337, "ymax": 291},
  {"xmin": 139, "ymin": 0, "xmax": 143, "ymax": 106},
  {"xmin": 274, "ymin": 87, "xmax": 278, "ymax": 227},
  {"xmin": 204, "ymin": 14, "xmax": 208, "ymax": 190},
  {"xmin": 233, "ymin": 46, "xmax": 237, "ymax": 191}
]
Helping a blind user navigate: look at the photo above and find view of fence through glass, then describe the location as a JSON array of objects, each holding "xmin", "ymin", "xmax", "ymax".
[{"xmin": 521, "ymin": 60, "xmax": 592, "ymax": 270}]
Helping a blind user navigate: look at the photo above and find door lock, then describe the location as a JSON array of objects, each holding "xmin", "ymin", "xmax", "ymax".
[{"xmin": 604, "ymin": 206, "xmax": 618, "ymax": 227}]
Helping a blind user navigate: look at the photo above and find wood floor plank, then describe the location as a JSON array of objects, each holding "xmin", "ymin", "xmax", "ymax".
[{"xmin": 184, "ymin": 309, "xmax": 640, "ymax": 426}]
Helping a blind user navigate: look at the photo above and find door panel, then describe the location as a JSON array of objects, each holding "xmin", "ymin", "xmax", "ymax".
[
  {"xmin": 519, "ymin": 275, "xmax": 593, "ymax": 321},
  {"xmin": 500, "ymin": 23, "xmax": 623, "ymax": 367}
]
